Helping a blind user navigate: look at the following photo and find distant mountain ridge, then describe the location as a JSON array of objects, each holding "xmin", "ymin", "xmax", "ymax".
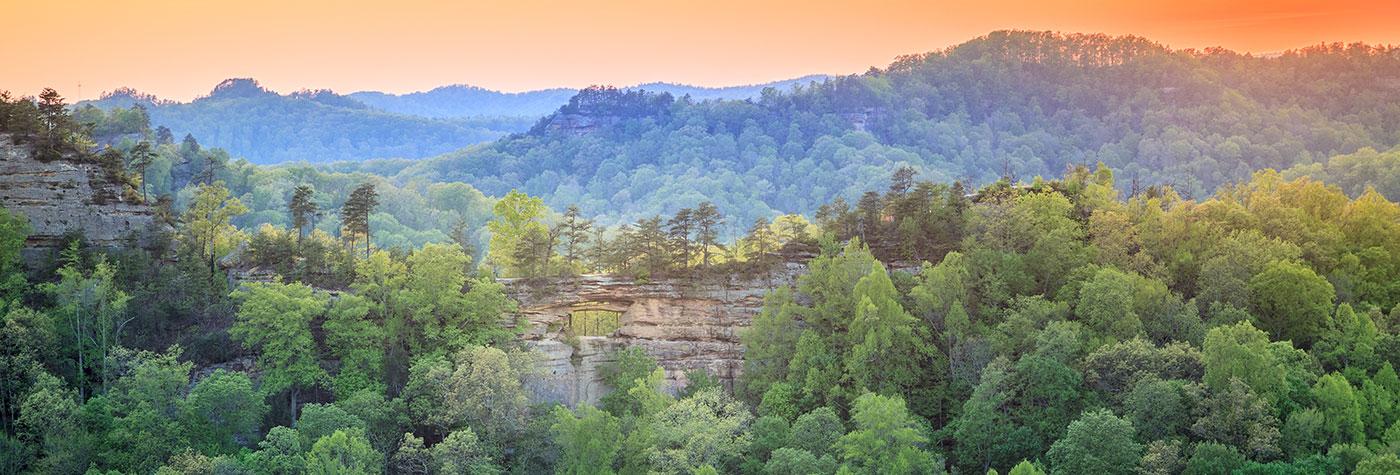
[
  {"xmin": 79, "ymin": 75, "xmax": 830, "ymax": 163},
  {"xmin": 373, "ymin": 31, "xmax": 1400, "ymax": 233},
  {"xmin": 346, "ymin": 75, "xmax": 830, "ymax": 118},
  {"xmin": 81, "ymin": 79, "xmax": 534, "ymax": 164},
  {"xmin": 626, "ymin": 75, "xmax": 830, "ymax": 102}
]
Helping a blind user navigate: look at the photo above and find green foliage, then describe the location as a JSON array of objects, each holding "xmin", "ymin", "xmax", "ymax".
[
  {"xmin": 1310, "ymin": 373, "xmax": 1366, "ymax": 446},
  {"xmin": 0, "ymin": 206, "xmax": 30, "ymax": 308},
  {"xmin": 600, "ymin": 347, "xmax": 661, "ymax": 417},
  {"xmin": 390, "ymin": 432, "xmax": 431, "ymax": 475},
  {"xmin": 94, "ymin": 347, "xmax": 194, "ymax": 473},
  {"xmin": 1123, "ymin": 377, "xmax": 1197, "ymax": 441},
  {"xmin": 788, "ymin": 406, "xmax": 845, "ymax": 455},
  {"xmin": 248, "ymin": 426, "xmax": 307, "ymax": 475},
  {"xmin": 846, "ymin": 261, "xmax": 945, "ymax": 414},
  {"xmin": 552, "ymin": 404, "xmax": 623, "ymax": 475},
  {"xmin": 334, "ymin": 390, "xmax": 403, "ymax": 456},
  {"xmin": 16, "ymin": 372, "xmax": 85, "ymax": 473},
  {"xmin": 296, "ymin": 403, "xmax": 368, "ymax": 450},
  {"xmin": 340, "ymin": 182, "xmax": 379, "ymax": 257},
  {"xmin": 1355, "ymin": 453, "xmax": 1400, "ymax": 475},
  {"xmin": 1202, "ymin": 321, "xmax": 1286, "ymax": 401},
  {"xmin": 400, "ymin": 346, "xmax": 533, "ymax": 446},
  {"xmin": 1182, "ymin": 443, "xmax": 1245, "ymax": 475},
  {"xmin": 230, "ymin": 281, "xmax": 328, "ymax": 422},
  {"xmin": 1316, "ymin": 303, "xmax": 1380, "ymax": 372},
  {"xmin": 323, "ymin": 294, "xmax": 385, "ymax": 398},
  {"xmin": 1006, "ymin": 460, "xmax": 1046, "ymax": 475},
  {"xmin": 837, "ymin": 392, "xmax": 940, "ymax": 475},
  {"xmin": 1190, "ymin": 378, "xmax": 1282, "ymax": 460},
  {"xmin": 746, "ymin": 415, "xmax": 790, "ymax": 467},
  {"xmin": 181, "ymin": 369, "xmax": 267, "ymax": 454},
  {"xmin": 182, "ymin": 181, "xmax": 249, "ymax": 273},
  {"xmin": 400, "ymin": 243, "xmax": 491, "ymax": 351},
  {"xmin": 1082, "ymin": 338, "xmax": 1203, "ymax": 396},
  {"xmin": 1, "ymin": 306, "xmax": 54, "ymax": 435},
  {"xmin": 766, "ymin": 447, "xmax": 837, "ymax": 475},
  {"xmin": 41, "ymin": 248, "xmax": 131, "ymax": 398},
  {"xmin": 739, "ymin": 288, "xmax": 802, "ymax": 403},
  {"xmin": 13, "ymin": 45, "xmax": 1400, "ymax": 473},
  {"xmin": 486, "ymin": 190, "xmax": 549, "ymax": 277},
  {"xmin": 383, "ymin": 34, "xmax": 1400, "ymax": 239},
  {"xmin": 1045, "ymin": 409, "xmax": 1141, "ymax": 475},
  {"xmin": 1248, "ymin": 260, "xmax": 1336, "ymax": 347},
  {"xmin": 568, "ymin": 309, "xmax": 621, "ymax": 337},
  {"xmin": 305, "ymin": 429, "xmax": 382, "ymax": 475},
  {"xmin": 645, "ymin": 388, "xmax": 752, "ymax": 473},
  {"xmin": 432, "ymin": 427, "xmax": 502, "ymax": 474}
]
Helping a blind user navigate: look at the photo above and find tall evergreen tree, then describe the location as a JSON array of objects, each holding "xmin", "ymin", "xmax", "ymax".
[
  {"xmin": 128, "ymin": 141, "xmax": 154, "ymax": 202},
  {"xmin": 693, "ymin": 202, "xmax": 723, "ymax": 269},
  {"xmin": 341, "ymin": 183, "xmax": 379, "ymax": 259},
  {"xmin": 666, "ymin": 207, "xmax": 695, "ymax": 270},
  {"xmin": 288, "ymin": 185, "xmax": 318, "ymax": 243}
]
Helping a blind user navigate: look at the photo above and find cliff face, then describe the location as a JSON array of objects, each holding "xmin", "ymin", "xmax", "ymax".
[
  {"xmin": 539, "ymin": 112, "xmax": 622, "ymax": 135},
  {"xmin": 0, "ymin": 133, "xmax": 158, "ymax": 262},
  {"xmin": 503, "ymin": 265, "xmax": 803, "ymax": 407}
]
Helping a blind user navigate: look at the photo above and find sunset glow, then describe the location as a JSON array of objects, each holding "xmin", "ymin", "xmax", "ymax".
[{"xmin": 5, "ymin": 0, "xmax": 1400, "ymax": 100}]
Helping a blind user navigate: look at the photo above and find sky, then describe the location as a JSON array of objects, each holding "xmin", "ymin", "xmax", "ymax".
[{"xmin": 5, "ymin": 0, "xmax": 1399, "ymax": 102}]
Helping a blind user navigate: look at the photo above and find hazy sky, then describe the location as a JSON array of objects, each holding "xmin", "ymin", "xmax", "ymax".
[{"xmin": 6, "ymin": 0, "xmax": 1399, "ymax": 101}]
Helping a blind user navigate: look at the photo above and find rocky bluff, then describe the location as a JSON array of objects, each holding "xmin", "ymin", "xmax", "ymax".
[
  {"xmin": 502, "ymin": 265, "xmax": 803, "ymax": 407},
  {"xmin": 0, "ymin": 133, "xmax": 158, "ymax": 264}
]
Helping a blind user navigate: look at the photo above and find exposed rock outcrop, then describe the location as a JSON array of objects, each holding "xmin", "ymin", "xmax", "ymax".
[
  {"xmin": 0, "ymin": 133, "xmax": 158, "ymax": 263},
  {"xmin": 503, "ymin": 265, "xmax": 804, "ymax": 407},
  {"xmin": 539, "ymin": 112, "xmax": 622, "ymax": 135}
]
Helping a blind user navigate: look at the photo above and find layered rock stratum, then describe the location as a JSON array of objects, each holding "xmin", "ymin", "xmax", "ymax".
[
  {"xmin": 503, "ymin": 265, "xmax": 803, "ymax": 407},
  {"xmin": 0, "ymin": 133, "xmax": 157, "ymax": 263}
]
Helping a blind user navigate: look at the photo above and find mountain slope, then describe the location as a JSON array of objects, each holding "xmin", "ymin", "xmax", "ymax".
[
  {"xmin": 348, "ymin": 85, "xmax": 578, "ymax": 118},
  {"xmin": 373, "ymin": 31, "xmax": 1400, "ymax": 232},
  {"xmin": 82, "ymin": 79, "xmax": 534, "ymax": 164},
  {"xmin": 345, "ymin": 75, "xmax": 829, "ymax": 118}
]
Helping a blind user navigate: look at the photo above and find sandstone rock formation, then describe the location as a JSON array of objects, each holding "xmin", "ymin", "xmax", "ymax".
[
  {"xmin": 539, "ymin": 112, "xmax": 622, "ymax": 135},
  {"xmin": 503, "ymin": 265, "xmax": 803, "ymax": 407},
  {"xmin": 0, "ymin": 133, "xmax": 158, "ymax": 263}
]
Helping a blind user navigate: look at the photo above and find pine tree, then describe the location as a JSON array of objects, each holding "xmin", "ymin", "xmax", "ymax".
[
  {"xmin": 693, "ymin": 202, "xmax": 723, "ymax": 269},
  {"xmin": 128, "ymin": 141, "xmax": 154, "ymax": 202},
  {"xmin": 341, "ymin": 183, "xmax": 379, "ymax": 259},
  {"xmin": 666, "ymin": 207, "xmax": 695, "ymax": 270},
  {"xmin": 154, "ymin": 125, "xmax": 174, "ymax": 145},
  {"xmin": 288, "ymin": 185, "xmax": 318, "ymax": 243},
  {"xmin": 560, "ymin": 205, "xmax": 592, "ymax": 270},
  {"xmin": 634, "ymin": 216, "xmax": 669, "ymax": 276},
  {"xmin": 36, "ymin": 88, "xmax": 67, "ymax": 134},
  {"xmin": 36, "ymin": 88, "xmax": 71, "ymax": 158}
]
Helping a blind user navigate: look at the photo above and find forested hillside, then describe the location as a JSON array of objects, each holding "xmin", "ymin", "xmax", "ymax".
[
  {"xmin": 6, "ymin": 29, "xmax": 1400, "ymax": 475},
  {"xmin": 82, "ymin": 79, "xmax": 535, "ymax": 164},
  {"xmin": 348, "ymin": 86, "xmax": 579, "ymax": 119},
  {"xmin": 80, "ymin": 76, "xmax": 830, "ymax": 165},
  {"xmin": 5, "ymin": 94, "xmax": 1400, "ymax": 471},
  {"xmin": 347, "ymin": 76, "xmax": 826, "ymax": 119},
  {"xmin": 385, "ymin": 31, "xmax": 1400, "ymax": 231}
]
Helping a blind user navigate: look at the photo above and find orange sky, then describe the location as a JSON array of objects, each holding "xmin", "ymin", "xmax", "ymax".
[{"xmin": 5, "ymin": 0, "xmax": 1399, "ymax": 102}]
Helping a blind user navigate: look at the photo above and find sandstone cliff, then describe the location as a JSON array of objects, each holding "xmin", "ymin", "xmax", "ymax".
[
  {"xmin": 503, "ymin": 265, "xmax": 803, "ymax": 407},
  {"xmin": 0, "ymin": 133, "xmax": 158, "ymax": 262}
]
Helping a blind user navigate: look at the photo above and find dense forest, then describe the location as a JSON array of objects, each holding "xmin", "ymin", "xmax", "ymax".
[
  {"xmin": 6, "ymin": 77, "xmax": 1400, "ymax": 474},
  {"xmin": 79, "ymin": 76, "xmax": 829, "ymax": 165},
  {"xmin": 346, "ymin": 76, "xmax": 826, "ymax": 119},
  {"xmin": 81, "ymin": 79, "xmax": 534, "ymax": 164},
  {"xmin": 366, "ymin": 31, "xmax": 1400, "ymax": 232}
]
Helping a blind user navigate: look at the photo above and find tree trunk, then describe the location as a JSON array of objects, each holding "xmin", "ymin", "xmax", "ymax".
[{"xmin": 290, "ymin": 388, "xmax": 300, "ymax": 427}]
